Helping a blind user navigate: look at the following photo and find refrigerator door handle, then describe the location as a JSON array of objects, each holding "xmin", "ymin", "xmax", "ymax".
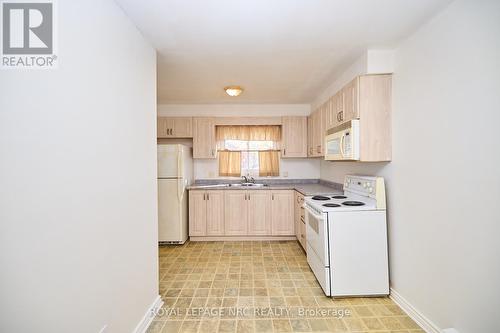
[{"xmin": 177, "ymin": 147, "xmax": 184, "ymax": 201}]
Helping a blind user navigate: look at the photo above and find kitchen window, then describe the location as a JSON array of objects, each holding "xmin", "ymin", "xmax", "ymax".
[{"xmin": 217, "ymin": 126, "xmax": 281, "ymax": 177}]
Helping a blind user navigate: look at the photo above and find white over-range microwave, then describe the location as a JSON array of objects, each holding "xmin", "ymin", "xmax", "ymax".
[{"xmin": 324, "ymin": 119, "xmax": 360, "ymax": 161}]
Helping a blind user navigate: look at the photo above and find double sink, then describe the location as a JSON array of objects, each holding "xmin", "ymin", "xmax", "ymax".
[
  {"xmin": 193, "ymin": 182, "xmax": 268, "ymax": 189},
  {"xmin": 229, "ymin": 183, "xmax": 268, "ymax": 188}
]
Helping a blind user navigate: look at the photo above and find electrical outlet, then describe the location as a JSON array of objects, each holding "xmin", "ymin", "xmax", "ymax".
[
  {"xmin": 283, "ymin": 171, "xmax": 288, "ymax": 177},
  {"xmin": 208, "ymin": 171, "xmax": 215, "ymax": 178}
]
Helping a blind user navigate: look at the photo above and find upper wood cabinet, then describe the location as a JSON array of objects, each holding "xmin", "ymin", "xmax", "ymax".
[
  {"xmin": 281, "ymin": 116, "xmax": 307, "ymax": 158},
  {"xmin": 189, "ymin": 190, "xmax": 224, "ymax": 236},
  {"xmin": 307, "ymin": 116, "xmax": 314, "ymax": 157},
  {"xmin": 307, "ymin": 106, "xmax": 327, "ymax": 158},
  {"xmin": 271, "ymin": 191, "xmax": 294, "ymax": 236},
  {"xmin": 358, "ymin": 75, "xmax": 392, "ymax": 161},
  {"xmin": 193, "ymin": 117, "xmax": 216, "ymax": 159},
  {"xmin": 326, "ymin": 92, "xmax": 343, "ymax": 130},
  {"xmin": 342, "ymin": 77, "xmax": 360, "ymax": 123},
  {"xmin": 324, "ymin": 74, "xmax": 392, "ymax": 161},
  {"xmin": 157, "ymin": 117, "xmax": 192, "ymax": 138}
]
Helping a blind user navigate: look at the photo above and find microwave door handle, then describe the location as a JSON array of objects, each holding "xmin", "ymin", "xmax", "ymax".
[{"xmin": 339, "ymin": 134, "xmax": 345, "ymax": 158}]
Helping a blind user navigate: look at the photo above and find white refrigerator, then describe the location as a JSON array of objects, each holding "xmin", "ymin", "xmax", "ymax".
[{"xmin": 157, "ymin": 144, "xmax": 193, "ymax": 244}]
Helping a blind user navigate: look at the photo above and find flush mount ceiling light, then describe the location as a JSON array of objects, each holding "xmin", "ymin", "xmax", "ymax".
[{"xmin": 224, "ymin": 86, "xmax": 244, "ymax": 97}]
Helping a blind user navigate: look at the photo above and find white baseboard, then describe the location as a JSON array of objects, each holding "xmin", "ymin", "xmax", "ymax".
[
  {"xmin": 390, "ymin": 287, "xmax": 441, "ymax": 333},
  {"xmin": 189, "ymin": 236, "xmax": 296, "ymax": 241},
  {"xmin": 133, "ymin": 295, "xmax": 163, "ymax": 333}
]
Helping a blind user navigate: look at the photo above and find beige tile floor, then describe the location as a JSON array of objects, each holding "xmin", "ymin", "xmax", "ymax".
[{"xmin": 148, "ymin": 241, "xmax": 423, "ymax": 333}]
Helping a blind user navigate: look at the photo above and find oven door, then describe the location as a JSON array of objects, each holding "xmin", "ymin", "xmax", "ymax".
[{"xmin": 305, "ymin": 204, "xmax": 331, "ymax": 295}]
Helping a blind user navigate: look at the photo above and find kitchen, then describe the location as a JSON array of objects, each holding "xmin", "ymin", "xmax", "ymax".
[{"xmin": 1, "ymin": 1, "xmax": 499, "ymax": 333}]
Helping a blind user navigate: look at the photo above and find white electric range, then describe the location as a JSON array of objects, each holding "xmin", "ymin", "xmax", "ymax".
[{"xmin": 304, "ymin": 175, "xmax": 389, "ymax": 297}]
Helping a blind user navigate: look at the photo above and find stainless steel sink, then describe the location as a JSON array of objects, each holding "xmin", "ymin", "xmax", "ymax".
[{"xmin": 229, "ymin": 183, "xmax": 267, "ymax": 187}]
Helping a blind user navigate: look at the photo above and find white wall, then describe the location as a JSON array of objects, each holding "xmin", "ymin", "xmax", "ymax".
[
  {"xmin": 0, "ymin": 1, "xmax": 158, "ymax": 333},
  {"xmin": 158, "ymin": 104, "xmax": 320, "ymax": 179},
  {"xmin": 311, "ymin": 49, "xmax": 395, "ymax": 109},
  {"xmin": 194, "ymin": 156, "xmax": 321, "ymax": 179},
  {"xmin": 158, "ymin": 103, "xmax": 310, "ymax": 117},
  {"xmin": 320, "ymin": 0, "xmax": 500, "ymax": 332}
]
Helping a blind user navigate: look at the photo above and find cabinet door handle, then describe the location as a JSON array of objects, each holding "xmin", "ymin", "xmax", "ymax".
[
  {"xmin": 203, "ymin": 193, "xmax": 206, "ymax": 200},
  {"xmin": 211, "ymin": 149, "xmax": 215, "ymax": 156},
  {"xmin": 283, "ymin": 149, "xmax": 286, "ymax": 156},
  {"xmin": 207, "ymin": 193, "xmax": 209, "ymax": 200},
  {"xmin": 272, "ymin": 194, "xmax": 274, "ymax": 200}
]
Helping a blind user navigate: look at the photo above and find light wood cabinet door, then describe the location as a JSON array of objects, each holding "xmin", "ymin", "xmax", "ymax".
[
  {"xmin": 157, "ymin": 117, "xmax": 174, "ymax": 138},
  {"xmin": 294, "ymin": 191, "xmax": 301, "ymax": 239},
  {"xmin": 224, "ymin": 191, "xmax": 248, "ymax": 235},
  {"xmin": 248, "ymin": 191, "xmax": 271, "ymax": 235},
  {"xmin": 319, "ymin": 105, "xmax": 326, "ymax": 156},
  {"xmin": 309, "ymin": 111, "xmax": 318, "ymax": 157},
  {"xmin": 172, "ymin": 117, "xmax": 193, "ymax": 138},
  {"xmin": 157, "ymin": 117, "xmax": 192, "ymax": 138},
  {"xmin": 294, "ymin": 191, "xmax": 306, "ymax": 248},
  {"xmin": 193, "ymin": 117, "xmax": 216, "ymax": 159},
  {"xmin": 325, "ymin": 97, "xmax": 335, "ymax": 130},
  {"xmin": 271, "ymin": 191, "xmax": 294, "ymax": 236},
  {"xmin": 299, "ymin": 218, "xmax": 307, "ymax": 251},
  {"xmin": 189, "ymin": 191, "xmax": 206, "ymax": 236},
  {"xmin": 206, "ymin": 190, "xmax": 224, "ymax": 236},
  {"xmin": 342, "ymin": 77, "xmax": 359, "ymax": 123},
  {"xmin": 327, "ymin": 92, "xmax": 343, "ymax": 130},
  {"xmin": 310, "ymin": 108, "xmax": 325, "ymax": 157},
  {"xmin": 307, "ymin": 115, "xmax": 314, "ymax": 157},
  {"xmin": 281, "ymin": 116, "xmax": 307, "ymax": 158}
]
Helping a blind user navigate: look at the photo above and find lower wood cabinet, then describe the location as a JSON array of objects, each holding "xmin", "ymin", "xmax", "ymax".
[
  {"xmin": 206, "ymin": 191, "xmax": 224, "ymax": 235},
  {"xmin": 189, "ymin": 190, "xmax": 224, "ymax": 236},
  {"xmin": 270, "ymin": 191, "xmax": 295, "ymax": 235},
  {"xmin": 248, "ymin": 191, "xmax": 272, "ymax": 235},
  {"xmin": 294, "ymin": 191, "xmax": 306, "ymax": 250},
  {"xmin": 189, "ymin": 189, "xmax": 294, "ymax": 237},
  {"xmin": 224, "ymin": 191, "xmax": 248, "ymax": 235}
]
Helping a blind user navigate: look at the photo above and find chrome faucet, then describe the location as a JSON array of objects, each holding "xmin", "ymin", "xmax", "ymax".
[
  {"xmin": 249, "ymin": 177, "xmax": 255, "ymax": 184},
  {"xmin": 241, "ymin": 175, "xmax": 248, "ymax": 183}
]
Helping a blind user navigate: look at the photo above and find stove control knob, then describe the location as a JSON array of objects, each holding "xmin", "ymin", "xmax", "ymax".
[
  {"xmin": 368, "ymin": 187, "xmax": 373, "ymax": 193},
  {"xmin": 363, "ymin": 183, "xmax": 368, "ymax": 188},
  {"xmin": 344, "ymin": 182, "xmax": 349, "ymax": 188}
]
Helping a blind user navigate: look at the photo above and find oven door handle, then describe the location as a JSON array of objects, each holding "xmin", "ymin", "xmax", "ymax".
[{"xmin": 304, "ymin": 205, "xmax": 325, "ymax": 221}]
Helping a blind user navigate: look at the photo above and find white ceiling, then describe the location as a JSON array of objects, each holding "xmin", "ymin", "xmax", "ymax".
[{"xmin": 116, "ymin": 0, "xmax": 451, "ymax": 104}]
